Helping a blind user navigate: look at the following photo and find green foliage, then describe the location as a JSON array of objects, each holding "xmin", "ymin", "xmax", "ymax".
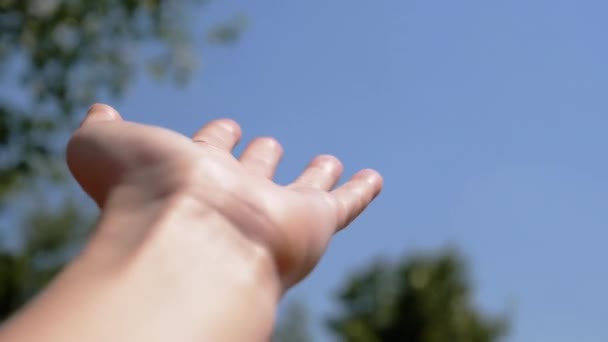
[
  {"xmin": 328, "ymin": 248, "xmax": 509, "ymax": 342},
  {"xmin": 207, "ymin": 13, "xmax": 248, "ymax": 45}
]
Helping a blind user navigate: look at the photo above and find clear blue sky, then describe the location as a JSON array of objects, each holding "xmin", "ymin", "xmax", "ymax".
[{"xmin": 110, "ymin": 1, "xmax": 608, "ymax": 341}]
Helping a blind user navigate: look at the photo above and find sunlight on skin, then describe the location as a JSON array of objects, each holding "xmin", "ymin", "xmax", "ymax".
[{"xmin": 0, "ymin": 103, "xmax": 382, "ymax": 341}]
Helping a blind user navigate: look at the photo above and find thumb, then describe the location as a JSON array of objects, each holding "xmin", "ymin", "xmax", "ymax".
[
  {"xmin": 68, "ymin": 103, "xmax": 124, "ymax": 207},
  {"xmin": 81, "ymin": 103, "xmax": 122, "ymax": 125}
]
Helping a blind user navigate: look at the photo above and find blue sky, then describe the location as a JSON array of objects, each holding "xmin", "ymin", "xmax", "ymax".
[{"xmin": 109, "ymin": 1, "xmax": 608, "ymax": 340}]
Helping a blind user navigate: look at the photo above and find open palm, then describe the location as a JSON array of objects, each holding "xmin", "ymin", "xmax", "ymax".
[{"xmin": 67, "ymin": 104, "xmax": 382, "ymax": 288}]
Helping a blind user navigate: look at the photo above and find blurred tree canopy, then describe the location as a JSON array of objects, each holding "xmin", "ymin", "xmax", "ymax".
[
  {"xmin": 328, "ymin": 248, "xmax": 509, "ymax": 342},
  {"xmin": 0, "ymin": 0, "xmax": 245, "ymax": 319}
]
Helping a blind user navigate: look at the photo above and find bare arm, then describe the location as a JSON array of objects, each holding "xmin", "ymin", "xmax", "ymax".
[{"xmin": 0, "ymin": 104, "xmax": 382, "ymax": 341}]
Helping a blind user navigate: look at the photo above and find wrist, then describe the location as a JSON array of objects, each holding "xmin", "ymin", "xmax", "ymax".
[{"xmin": 85, "ymin": 194, "xmax": 282, "ymax": 340}]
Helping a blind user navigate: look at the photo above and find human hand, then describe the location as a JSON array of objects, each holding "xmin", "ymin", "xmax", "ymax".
[{"xmin": 67, "ymin": 104, "xmax": 383, "ymax": 289}]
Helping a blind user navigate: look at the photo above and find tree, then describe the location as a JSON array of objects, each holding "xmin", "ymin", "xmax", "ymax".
[
  {"xmin": 0, "ymin": 0, "xmax": 246, "ymax": 318},
  {"xmin": 328, "ymin": 248, "xmax": 509, "ymax": 342}
]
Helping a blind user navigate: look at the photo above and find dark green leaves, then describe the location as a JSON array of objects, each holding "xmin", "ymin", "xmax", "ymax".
[{"xmin": 328, "ymin": 249, "xmax": 509, "ymax": 342}]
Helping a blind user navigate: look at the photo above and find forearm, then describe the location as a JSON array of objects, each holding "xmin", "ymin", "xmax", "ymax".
[{"xmin": 0, "ymin": 194, "xmax": 281, "ymax": 341}]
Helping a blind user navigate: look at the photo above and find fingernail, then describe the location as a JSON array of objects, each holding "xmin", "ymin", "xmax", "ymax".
[{"xmin": 81, "ymin": 103, "xmax": 118, "ymax": 126}]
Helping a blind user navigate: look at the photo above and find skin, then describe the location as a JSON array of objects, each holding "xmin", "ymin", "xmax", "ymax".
[{"xmin": 0, "ymin": 104, "xmax": 383, "ymax": 341}]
